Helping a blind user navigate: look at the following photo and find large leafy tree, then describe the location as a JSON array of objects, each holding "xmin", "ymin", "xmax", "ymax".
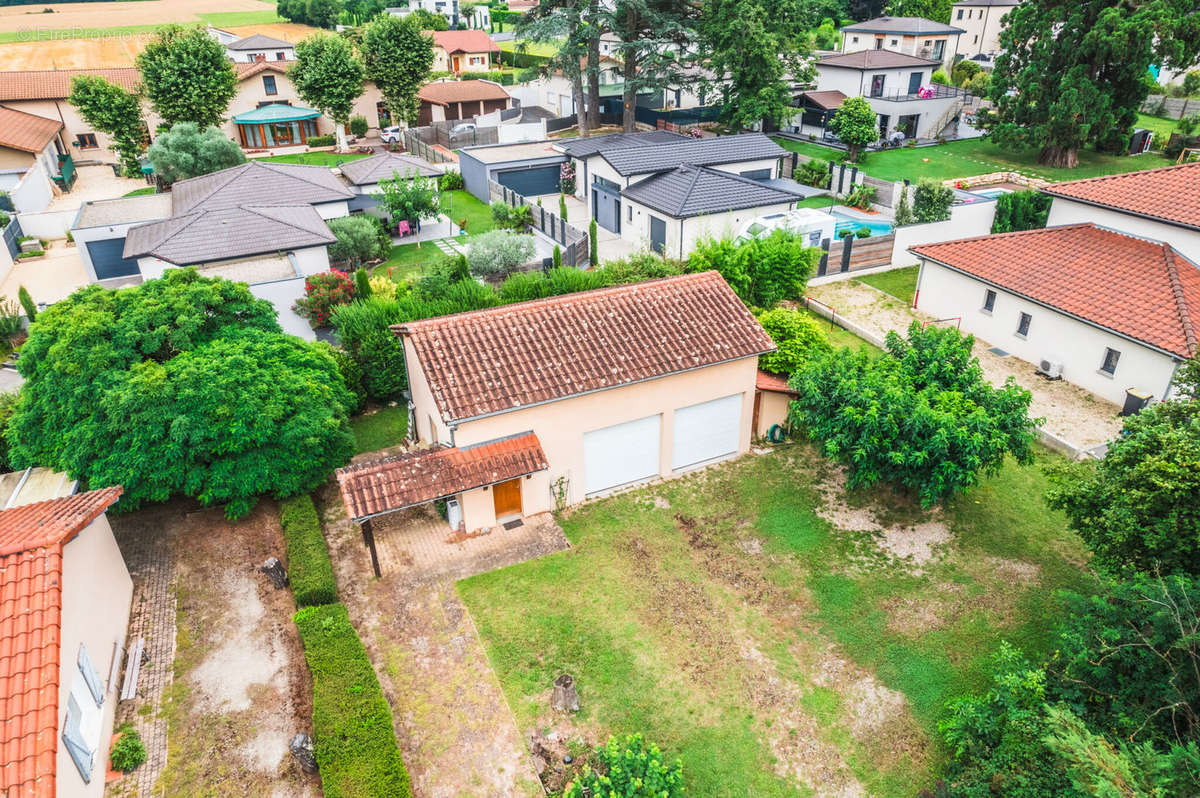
[
  {"xmin": 68, "ymin": 75, "xmax": 147, "ymax": 177},
  {"xmin": 792, "ymin": 322, "xmax": 1037, "ymax": 505},
  {"xmin": 518, "ymin": 0, "xmax": 592, "ymax": 137},
  {"xmin": 290, "ymin": 34, "xmax": 365, "ymax": 152},
  {"xmin": 699, "ymin": 0, "xmax": 814, "ymax": 131},
  {"xmin": 6, "ymin": 269, "xmax": 355, "ymax": 519},
  {"xmin": 145, "ymin": 122, "xmax": 246, "ymax": 184},
  {"xmin": 828, "ymin": 95, "xmax": 877, "ymax": 161},
  {"xmin": 884, "ymin": 0, "xmax": 950, "ymax": 22},
  {"xmin": 1045, "ymin": 363, "xmax": 1200, "ymax": 576},
  {"xmin": 985, "ymin": 0, "xmax": 1200, "ymax": 168},
  {"xmin": 601, "ymin": 0, "xmax": 699, "ymax": 132},
  {"xmin": 137, "ymin": 25, "xmax": 237, "ymax": 129},
  {"xmin": 361, "ymin": 14, "xmax": 435, "ymax": 127}
]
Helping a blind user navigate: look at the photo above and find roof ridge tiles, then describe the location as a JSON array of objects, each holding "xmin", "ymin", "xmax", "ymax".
[{"xmin": 1162, "ymin": 246, "xmax": 1199, "ymax": 357}]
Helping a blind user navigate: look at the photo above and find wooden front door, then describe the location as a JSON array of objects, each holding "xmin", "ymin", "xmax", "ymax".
[{"xmin": 493, "ymin": 478, "xmax": 522, "ymax": 518}]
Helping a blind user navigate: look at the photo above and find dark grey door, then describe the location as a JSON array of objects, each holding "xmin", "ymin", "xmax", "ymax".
[
  {"xmin": 649, "ymin": 216, "xmax": 666, "ymax": 254},
  {"xmin": 495, "ymin": 165, "xmax": 560, "ymax": 197},
  {"xmin": 908, "ymin": 72, "xmax": 922, "ymax": 94},
  {"xmin": 592, "ymin": 183, "xmax": 621, "ymax": 233},
  {"xmin": 85, "ymin": 238, "xmax": 141, "ymax": 280}
]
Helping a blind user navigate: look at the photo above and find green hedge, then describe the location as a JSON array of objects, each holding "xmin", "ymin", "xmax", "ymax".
[
  {"xmin": 280, "ymin": 495, "xmax": 338, "ymax": 607},
  {"xmin": 294, "ymin": 604, "xmax": 412, "ymax": 798}
]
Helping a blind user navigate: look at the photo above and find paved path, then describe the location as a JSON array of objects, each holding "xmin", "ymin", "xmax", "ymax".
[{"xmin": 317, "ymin": 485, "xmax": 565, "ymax": 797}]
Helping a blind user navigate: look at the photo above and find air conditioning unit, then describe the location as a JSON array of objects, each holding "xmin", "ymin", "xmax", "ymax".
[
  {"xmin": 445, "ymin": 497, "xmax": 463, "ymax": 530},
  {"xmin": 1037, "ymin": 358, "xmax": 1063, "ymax": 379}
]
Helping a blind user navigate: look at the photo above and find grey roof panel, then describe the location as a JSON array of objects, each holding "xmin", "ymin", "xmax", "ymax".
[
  {"xmin": 123, "ymin": 204, "xmax": 334, "ymax": 264},
  {"xmin": 600, "ymin": 133, "xmax": 786, "ymax": 177},
  {"xmin": 228, "ymin": 34, "xmax": 294, "ymax": 50},
  {"xmin": 338, "ymin": 153, "xmax": 443, "ymax": 185},
  {"xmin": 556, "ymin": 130, "xmax": 687, "ymax": 158},
  {"xmin": 620, "ymin": 165, "xmax": 798, "ymax": 218},
  {"xmin": 841, "ymin": 15, "xmax": 966, "ymax": 34},
  {"xmin": 170, "ymin": 161, "xmax": 354, "ymax": 213},
  {"xmin": 817, "ymin": 49, "xmax": 941, "ymax": 69}
]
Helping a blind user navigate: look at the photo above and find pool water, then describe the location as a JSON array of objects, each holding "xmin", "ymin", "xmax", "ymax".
[
  {"xmin": 972, "ymin": 187, "xmax": 1012, "ymax": 199},
  {"xmin": 829, "ymin": 211, "xmax": 893, "ymax": 236}
]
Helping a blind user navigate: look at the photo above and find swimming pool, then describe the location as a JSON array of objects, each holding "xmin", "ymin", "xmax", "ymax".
[
  {"xmin": 829, "ymin": 211, "xmax": 893, "ymax": 236},
  {"xmin": 972, "ymin": 187, "xmax": 1012, "ymax": 199}
]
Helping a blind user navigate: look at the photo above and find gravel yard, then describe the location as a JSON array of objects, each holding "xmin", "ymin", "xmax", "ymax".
[{"xmin": 807, "ymin": 279, "xmax": 1125, "ymax": 450}]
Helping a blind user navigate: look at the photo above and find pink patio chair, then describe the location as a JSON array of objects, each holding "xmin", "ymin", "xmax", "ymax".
[{"xmin": 396, "ymin": 220, "xmax": 411, "ymax": 237}]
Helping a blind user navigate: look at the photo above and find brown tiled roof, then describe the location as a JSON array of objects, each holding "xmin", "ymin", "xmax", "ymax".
[
  {"xmin": 395, "ymin": 272, "xmax": 776, "ymax": 423},
  {"xmin": 910, "ymin": 224, "xmax": 1200, "ymax": 359},
  {"xmin": 0, "ymin": 107, "xmax": 62, "ymax": 155},
  {"xmin": 0, "ymin": 486, "xmax": 123, "ymax": 798},
  {"xmin": 817, "ymin": 49, "xmax": 940, "ymax": 69},
  {"xmin": 756, "ymin": 370, "xmax": 798, "ymax": 394},
  {"xmin": 234, "ymin": 61, "xmax": 292, "ymax": 80},
  {"xmin": 429, "ymin": 29, "xmax": 498, "ymax": 54},
  {"xmin": 0, "ymin": 68, "xmax": 140, "ymax": 101},
  {"xmin": 418, "ymin": 79, "xmax": 509, "ymax": 106},
  {"xmin": 1041, "ymin": 162, "xmax": 1200, "ymax": 232},
  {"xmin": 799, "ymin": 90, "xmax": 847, "ymax": 110},
  {"xmin": 336, "ymin": 433, "xmax": 548, "ymax": 520},
  {"xmin": 123, "ymin": 204, "xmax": 335, "ymax": 265}
]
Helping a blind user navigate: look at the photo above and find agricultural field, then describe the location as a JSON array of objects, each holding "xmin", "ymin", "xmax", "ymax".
[{"xmin": 0, "ymin": 0, "xmax": 318, "ymax": 68}]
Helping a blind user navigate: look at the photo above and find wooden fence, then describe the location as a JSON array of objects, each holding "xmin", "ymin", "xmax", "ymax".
[
  {"xmin": 401, "ymin": 129, "xmax": 456, "ymax": 164},
  {"xmin": 817, "ymin": 233, "xmax": 895, "ymax": 276},
  {"xmin": 488, "ymin": 179, "xmax": 590, "ymax": 268}
]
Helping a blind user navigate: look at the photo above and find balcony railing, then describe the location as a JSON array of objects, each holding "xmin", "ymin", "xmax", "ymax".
[{"xmin": 869, "ymin": 84, "xmax": 971, "ymax": 103}]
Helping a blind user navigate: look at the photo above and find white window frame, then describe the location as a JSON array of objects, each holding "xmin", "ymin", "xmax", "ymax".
[
  {"xmin": 1100, "ymin": 347, "xmax": 1121, "ymax": 376},
  {"xmin": 982, "ymin": 288, "xmax": 996, "ymax": 314},
  {"xmin": 62, "ymin": 673, "xmax": 103, "ymax": 783},
  {"xmin": 1016, "ymin": 311, "xmax": 1032, "ymax": 338}
]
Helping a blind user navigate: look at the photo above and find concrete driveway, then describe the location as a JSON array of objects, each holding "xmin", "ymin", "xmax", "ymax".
[
  {"xmin": 558, "ymin": 194, "xmax": 641, "ymax": 263},
  {"xmin": 46, "ymin": 164, "xmax": 148, "ymax": 212},
  {"xmin": 0, "ymin": 242, "xmax": 88, "ymax": 307}
]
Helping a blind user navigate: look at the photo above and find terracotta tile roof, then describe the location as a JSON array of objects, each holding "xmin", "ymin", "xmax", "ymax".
[
  {"xmin": 0, "ymin": 486, "xmax": 123, "ymax": 798},
  {"xmin": 910, "ymin": 224, "xmax": 1200, "ymax": 359},
  {"xmin": 0, "ymin": 107, "xmax": 62, "ymax": 155},
  {"xmin": 428, "ymin": 29, "xmax": 498, "ymax": 54},
  {"xmin": 1041, "ymin": 162, "xmax": 1200, "ymax": 232},
  {"xmin": 395, "ymin": 272, "xmax": 776, "ymax": 423},
  {"xmin": 817, "ymin": 49, "xmax": 941, "ymax": 69},
  {"xmin": 336, "ymin": 433, "xmax": 547, "ymax": 520},
  {"xmin": 756, "ymin": 370, "xmax": 798, "ymax": 394},
  {"xmin": 234, "ymin": 61, "xmax": 291, "ymax": 80},
  {"xmin": 0, "ymin": 68, "xmax": 140, "ymax": 101},
  {"xmin": 417, "ymin": 79, "xmax": 509, "ymax": 106},
  {"xmin": 799, "ymin": 90, "xmax": 847, "ymax": 110}
]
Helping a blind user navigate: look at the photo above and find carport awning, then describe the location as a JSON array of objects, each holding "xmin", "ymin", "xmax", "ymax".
[
  {"xmin": 347, "ymin": 194, "xmax": 378, "ymax": 211},
  {"xmin": 335, "ymin": 431, "xmax": 548, "ymax": 522},
  {"xmin": 233, "ymin": 103, "xmax": 322, "ymax": 124}
]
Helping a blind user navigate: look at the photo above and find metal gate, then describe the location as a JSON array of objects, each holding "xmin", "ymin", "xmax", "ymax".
[
  {"xmin": 85, "ymin": 238, "xmax": 141, "ymax": 280},
  {"xmin": 1, "ymin": 216, "xmax": 20, "ymax": 260}
]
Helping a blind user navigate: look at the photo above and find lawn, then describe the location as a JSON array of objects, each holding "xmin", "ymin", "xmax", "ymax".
[
  {"xmin": 794, "ymin": 194, "xmax": 837, "ymax": 209},
  {"xmin": 799, "ymin": 306, "xmax": 879, "ymax": 352},
  {"xmin": 496, "ymin": 39, "xmax": 561, "ymax": 57},
  {"xmin": 350, "ymin": 405, "xmax": 409, "ymax": 454},
  {"xmin": 1135, "ymin": 113, "xmax": 1182, "ymax": 149},
  {"xmin": 855, "ymin": 266, "xmax": 919, "ymax": 306},
  {"xmin": 252, "ymin": 152, "xmax": 372, "ymax": 166},
  {"xmin": 123, "ymin": 187, "xmax": 157, "ymax": 197},
  {"xmin": 459, "ymin": 445, "xmax": 1093, "ymax": 796},
  {"xmin": 370, "ymin": 190, "xmax": 494, "ymax": 282},
  {"xmin": 772, "ymin": 136, "xmax": 1174, "ymax": 183}
]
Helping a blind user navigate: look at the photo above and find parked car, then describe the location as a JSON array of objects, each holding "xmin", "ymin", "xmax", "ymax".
[
  {"xmin": 381, "ymin": 126, "xmax": 402, "ymax": 144},
  {"xmin": 450, "ymin": 122, "xmax": 476, "ymax": 137}
]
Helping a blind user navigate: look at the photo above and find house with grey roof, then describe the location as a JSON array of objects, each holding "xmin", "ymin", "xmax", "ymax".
[
  {"xmin": 620, "ymin": 166, "xmax": 800, "ymax": 259},
  {"xmin": 71, "ymin": 161, "xmax": 358, "ymax": 339},
  {"xmin": 338, "ymin": 153, "xmax": 444, "ymax": 210},
  {"xmin": 839, "ymin": 16, "xmax": 965, "ymax": 71},
  {"xmin": 223, "ymin": 33, "xmax": 296, "ymax": 63}
]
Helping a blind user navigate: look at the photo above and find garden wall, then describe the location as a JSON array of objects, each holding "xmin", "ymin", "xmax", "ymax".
[
  {"xmin": 10, "ymin": 162, "xmax": 52, "ymax": 214},
  {"xmin": 15, "ymin": 208, "xmax": 75, "ymax": 240},
  {"xmin": 1140, "ymin": 95, "xmax": 1200, "ymax": 120},
  {"xmin": 889, "ymin": 201, "xmax": 997, "ymax": 266}
]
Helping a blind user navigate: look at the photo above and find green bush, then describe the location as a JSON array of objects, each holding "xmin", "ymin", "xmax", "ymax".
[
  {"xmin": 991, "ymin": 190, "xmax": 1052, "ymax": 233},
  {"xmin": 598, "ymin": 251, "xmax": 686, "ymax": 284},
  {"xmin": 498, "ymin": 270, "xmax": 551, "ymax": 303},
  {"xmin": 795, "ymin": 158, "xmax": 830, "ymax": 188},
  {"xmin": 589, "ymin": 219, "xmax": 598, "ymax": 266},
  {"xmin": 280, "ymin": 494, "xmax": 338, "ymax": 607},
  {"xmin": 552, "ymin": 244, "xmax": 562, "ymax": 269},
  {"xmin": 688, "ymin": 230, "xmax": 819, "ymax": 309},
  {"xmin": 294, "ymin": 604, "xmax": 412, "ymax": 798},
  {"xmin": 17, "ymin": 286, "xmax": 36, "ymax": 321},
  {"xmin": 855, "ymin": 226, "xmax": 872, "ymax": 238},
  {"xmin": 912, "ymin": 178, "xmax": 954, "ymax": 223},
  {"xmin": 931, "ymin": 69, "xmax": 950, "ymax": 85},
  {"xmin": 564, "ymin": 734, "xmax": 684, "ymax": 798},
  {"xmin": 308, "ymin": 134, "xmax": 336, "ymax": 147},
  {"xmin": 110, "ymin": 725, "xmax": 148, "ymax": 772},
  {"xmin": 756, "ymin": 307, "xmax": 830, "ymax": 376},
  {"xmin": 952, "ymin": 59, "xmax": 982, "ymax": 87},
  {"xmin": 438, "ymin": 170, "xmax": 464, "ymax": 191},
  {"xmin": 845, "ymin": 182, "xmax": 876, "ymax": 210},
  {"xmin": 349, "ymin": 115, "xmax": 369, "ymax": 137}
]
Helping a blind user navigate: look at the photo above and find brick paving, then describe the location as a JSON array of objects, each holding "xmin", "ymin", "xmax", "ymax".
[
  {"xmin": 319, "ymin": 486, "xmax": 566, "ymax": 797},
  {"xmin": 105, "ymin": 519, "xmax": 176, "ymax": 798}
]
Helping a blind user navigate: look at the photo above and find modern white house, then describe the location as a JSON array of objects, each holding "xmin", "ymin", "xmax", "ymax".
[
  {"xmin": 71, "ymin": 161, "xmax": 359, "ymax": 338},
  {"xmin": 951, "ymin": 0, "xmax": 1020, "ymax": 61},
  {"xmin": 0, "ymin": 476, "xmax": 130, "ymax": 798},
  {"xmin": 910, "ymin": 222, "xmax": 1199, "ymax": 408},
  {"xmin": 800, "ymin": 50, "xmax": 970, "ymax": 141},
  {"xmin": 223, "ymin": 33, "xmax": 296, "ymax": 63},
  {"xmin": 839, "ymin": 16, "xmax": 965, "ymax": 72}
]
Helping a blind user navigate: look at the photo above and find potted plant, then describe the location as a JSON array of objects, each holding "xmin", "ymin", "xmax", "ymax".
[{"xmin": 109, "ymin": 724, "xmax": 148, "ymax": 775}]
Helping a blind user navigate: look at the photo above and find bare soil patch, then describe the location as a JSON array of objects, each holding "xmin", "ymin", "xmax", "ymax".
[
  {"xmin": 808, "ymin": 279, "xmax": 1124, "ymax": 449},
  {"xmin": 134, "ymin": 500, "xmax": 317, "ymax": 797}
]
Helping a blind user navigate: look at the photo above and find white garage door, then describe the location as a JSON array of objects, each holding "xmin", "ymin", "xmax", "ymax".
[
  {"xmin": 672, "ymin": 394, "xmax": 742, "ymax": 471},
  {"xmin": 583, "ymin": 415, "xmax": 661, "ymax": 495}
]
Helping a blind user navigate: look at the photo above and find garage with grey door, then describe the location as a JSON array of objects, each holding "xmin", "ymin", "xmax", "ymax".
[
  {"xmin": 495, "ymin": 165, "xmax": 561, "ymax": 197},
  {"xmin": 672, "ymin": 394, "xmax": 742, "ymax": 470},
  {"xmin": 85, "ymin": 238, "xmax": 141, "ymax": 280},
  {"xmin": 583, "ymin": 414, "xmax": 661, "ymax": 495},
  {"xmin": 592, "ymin": 180, "xmax": 621, "ymax": 233}
]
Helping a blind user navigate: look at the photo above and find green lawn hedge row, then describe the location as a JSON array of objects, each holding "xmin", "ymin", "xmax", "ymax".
[
  {"xmin": 280, "ymin": 495, "xmax": 338, "ymax": 607},
  {"xmin": 294, "ymin": 603, "xmax": 412, "ymax": 798}
]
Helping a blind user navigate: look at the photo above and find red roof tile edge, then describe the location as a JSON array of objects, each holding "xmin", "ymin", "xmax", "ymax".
[
  {"xmin": 1041, "ymin": 162, "xmax": 1200, "ymax": 231},
  {"xmin": 756, "ymin": 370, "xmax": 798, "ymax": 394},
  {"xmin": 0, "ymin": 485, "xmax": 123, "ymax": 557}
]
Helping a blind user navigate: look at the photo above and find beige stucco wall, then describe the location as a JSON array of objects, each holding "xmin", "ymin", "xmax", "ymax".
[
  {"xmin": 56, "ymin": 513, "xmax": 132, "ymax": 798},
  {"xmin": 1, "ymin": 98, "xmax": 162, "ymax": 166},
  {"xmin": 952, "ymin": 2, "xmax": 1015, "ymax": 57},
  {"xmin": 429, "ymin": 356, "xmax": 760, "ymax": 532},
  {"xmin": 914, "ymin": 258, "xmax": 1180, "ymax": 405},
  {"xmin": 0, "ymin": 146, "xmax": 34, "ymax": 170},
  {"xmin": 619, "ymin": 196, "xmax": 796, "ymax": 260},
  {"xmin": 225, "ymin": 74, "xmax": 388, "ymax": 141},
  {"xmin": 432, "ymin": 47, "xmax": 493, "ymax": 72},
  {"xmin": 755, "ymin": 390, "xmax": 794, "ymax": 438}
]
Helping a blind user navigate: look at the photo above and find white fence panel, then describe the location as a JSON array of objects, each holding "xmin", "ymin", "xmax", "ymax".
[
  {"xmin": 498, "ymin": 123, "xmax": 544, "ymax": 144},
  {"xmin": 16, "ymin": 209, "xmax": 76, "ymax": 240},
  {"xmin": 11, "ymin": 162, "xmax": 52, "ymax": 214},
  {"xmin": 890, "ymin": 201, "xmax": 997, "ymax": 266}
]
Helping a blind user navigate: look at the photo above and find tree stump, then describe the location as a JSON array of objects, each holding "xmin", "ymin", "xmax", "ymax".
[
  {"xmin": 551, "ymin": 673, "xmax": 579, "ymax": 712},
  {"xmin": 261, "ymin": 557, "xmax": 288, "ymax": 589},
  {"xmin": 290, "ymin": 733, "xmax": 317, "ymax": 774}
]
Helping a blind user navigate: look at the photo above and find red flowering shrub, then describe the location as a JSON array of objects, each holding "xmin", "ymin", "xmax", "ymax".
[{"xmin": 293, "ymin": 270, "xmax": 356, "ymax": 328}]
